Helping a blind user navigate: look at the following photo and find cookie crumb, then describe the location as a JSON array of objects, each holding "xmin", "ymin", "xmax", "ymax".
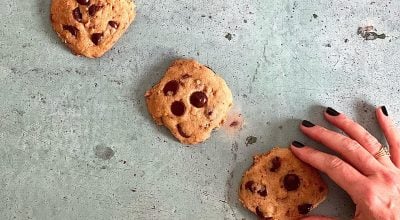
[
  {"xmin": 245, "ymin": 136, "xmax": 257, "ymax": 146},
  {"xmin": 225, "ymin": 33, "xmax": 233, "ymax": 41},
  {"xmin": 357, "ymin": 26, "xmax": 386, "ymax": 40}
]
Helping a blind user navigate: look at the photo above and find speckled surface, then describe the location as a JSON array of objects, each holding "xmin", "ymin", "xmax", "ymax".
[{"xmin": 1, "ymin": 0, "xmax": 400, "ymax": 219}]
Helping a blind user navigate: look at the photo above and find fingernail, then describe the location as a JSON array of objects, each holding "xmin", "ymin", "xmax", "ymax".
[
  {"xmin": 292, "ymin": 141, "xmax": 305, "ymax": 148},
  {"xmin": 382, "ymin": 106, "xmax": 388, "ymax": 116},
  {"xmin": 326, "ymin": 107, "xmax": 340, "ymax": 116},
  {"xmin": 302, "ymin": 120, "xmax": 315, "ymax": 128}
]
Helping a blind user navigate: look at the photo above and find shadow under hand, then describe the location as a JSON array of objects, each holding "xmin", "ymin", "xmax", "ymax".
[{"xmin": 352, "ymin": 99, "xmax": 385, "ymax": 144}]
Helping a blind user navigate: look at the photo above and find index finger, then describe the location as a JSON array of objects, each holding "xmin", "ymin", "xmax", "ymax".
[
  {"xmin": 291, "ymin": 144, "xmax": 367, "ymax": 196},
  {"xmin": 300, "ymin": 121, "xmax": 384, "ymax": 175}
]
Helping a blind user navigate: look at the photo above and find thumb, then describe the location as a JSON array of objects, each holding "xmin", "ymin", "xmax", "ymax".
[{"xmin": 301, "ymin": 216, "xmax": 336, "ymax": 220}]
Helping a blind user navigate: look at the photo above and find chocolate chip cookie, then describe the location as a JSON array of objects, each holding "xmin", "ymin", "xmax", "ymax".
[
  {"xmin": 145, "ymin": 59, "xmax": 233, "ymax": 145},
  {"xmin": 239, "ymin": 147, "xmax": 328, "ymax": 219},
  {"xmin": 50, "ymin": 0, "xmax": 135, "ymax": 58}
]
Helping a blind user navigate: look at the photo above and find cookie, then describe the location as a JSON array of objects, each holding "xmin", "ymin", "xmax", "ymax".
[
  {"xmin": 239, "ymin": 147, "xmax": 328, "ymax": 219},
  {"xmin": 145, "ymin": 59, "xmax": 233, "ymax": 145},
  {"xmin": 50, "ymin": 0, "xmax": 135, "ymax": 58}
]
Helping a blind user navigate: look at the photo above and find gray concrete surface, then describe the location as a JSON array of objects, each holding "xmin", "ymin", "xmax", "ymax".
[{"xmin": 1, "ymin": 0, "xmax": 400, "ymax": 219}]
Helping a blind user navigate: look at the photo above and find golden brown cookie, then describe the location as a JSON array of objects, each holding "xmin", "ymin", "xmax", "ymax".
[
  {"xmin": 145, "ymin": 59, "xmax": 233, "ymax": 145},
  {"xmin": 239, "ymin": 147, "xmax": 328, "ymax": 220},
  {"xmin": 50, "ymin": 0, "xmax": 135, "ymax": 58}
]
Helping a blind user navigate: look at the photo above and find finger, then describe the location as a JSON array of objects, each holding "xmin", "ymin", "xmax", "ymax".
[
  {"xmin": 290, "ymin": 143, "xmax": 367, "ymax": 196},
  {"xmin": 324, "ymin": 107, "xmax": 392, "ymax": 166},
  {"xmin": 300, "ymin": 120, "xmax": 385, "ymax": 175},
  {"xmin": 376, "ymin": 106, "xmax": 400, "ymax": 167},
  {"xmin": 301, "ymin": 216, "xmax": 336, "ymax": 220}
]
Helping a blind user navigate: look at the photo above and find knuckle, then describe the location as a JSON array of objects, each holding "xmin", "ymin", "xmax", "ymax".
[
  {"xmin": 342, "ymin": 138, "xmax": 361, "ymax": 153},
  {"xmin": 327, "ymin": 157, "xmax": 345, "ymax": 170},
  {"xmin": 380, "ymin": 170, "xmax": 398, "ymax": 186}
]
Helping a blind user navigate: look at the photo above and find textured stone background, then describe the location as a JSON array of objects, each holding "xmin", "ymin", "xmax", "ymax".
[{"xmin": 1, "ymin": 0, "xmax": 399, "ymax": 219}]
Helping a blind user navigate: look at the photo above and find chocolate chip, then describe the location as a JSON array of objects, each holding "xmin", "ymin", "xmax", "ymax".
[
  {"xmin": 298, "ymin": 203, "xmax": 313, "ymax": 215},
  {"xmin": 269, "ymin": 156, "xmax": 281, "ymax": 172},
  {"xmin": 63, "ymin": 25, "xmax": 79, "ymax": 37},
  {"xmin": 177, "ymin": 124, "xmax": 190, "ymax": 138},
  {"xmin": 182, "ymin": 74, "xmax": 191, "ymax": 79},
  {"xmin": 255, "ymin": 207, "xmax": 272, "ymax": 220},
  {"xmin": 244, "ymin": 181, "xmax": 267, "ymax": 196},
  {"xmin": 171, "ymin": 101, "xmax": 185, "ymax": 116},
  {"xmin": 257, "ymin": 187, "xmax": 267, "ymax": 197},
  {"xmin": 72, "ymin": 7, "xmax": 82, "ymax": 22},
  {"xmin": 88, "ymin": 5, "xmax": 102, "ymax": 16},
  {"xmin": 319, "ymin": 186, "xmax": 325, "ymax": 192},
  {"xmin": 91, "ymin": 33, "xmax": 103, "ymax": 45},
  {"xmin": 284, "ymin": 174, "xmax": 300, "ymax": 191},
  {"xmin": 163, "ymin": 80, "xmax": 179, "ymax": 96},
  {"xmin": 77, "ymin": 0, "xmax": 90, "ymax": 5},
  {"xmin": 108, "ymin": 21, "xmax": 119, "ymax": 29},
  {"xmin": 244, "ymin": 181, "xmax": 255, "ymax": 192},
  {"xmin": 190, "ymin": 91, "xmax": 208, "ymax": 108}
]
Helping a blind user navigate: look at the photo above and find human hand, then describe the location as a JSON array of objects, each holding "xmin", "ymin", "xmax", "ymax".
[{"xmin": 290, "ymin": 106, "xmax": 400, "ymax": 220}]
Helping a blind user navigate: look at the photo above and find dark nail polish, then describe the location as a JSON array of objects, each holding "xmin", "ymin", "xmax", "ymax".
[
  {"xmin": 302, "ymin": 120, "xmax": 315, "ymax": 128},
  {"xmin": 382, "ymin": 106, "xmax": 388, "ymax": 116},
  {"xmin": 292, "ymin": 141, "xmax": 305, "ymax": 148},
  {"xmin": 326, "ymin": 107, "xmax": 340, "ymax": 116}
]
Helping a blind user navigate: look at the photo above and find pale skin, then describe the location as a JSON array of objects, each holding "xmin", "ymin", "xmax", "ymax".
[{"xmin": 290, "ymin": 106, "xmax": 400, "ymax": 220}]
